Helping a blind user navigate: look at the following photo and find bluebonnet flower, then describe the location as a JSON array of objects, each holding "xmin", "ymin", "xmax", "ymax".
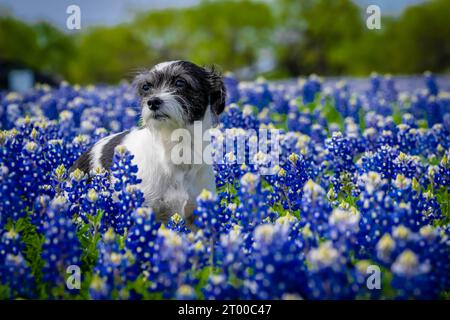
[
  {"xmin": 427, "ymin": 97, "xmax": 443, "ymax": 127},
  {"xmin": 424, "ymin": 71, "xmax": 439, "ymax": 96},
  {"xmin": 0, "ymin": 227, "xmax": 36, "ymax": 298},
  {"xmin": 220, "ymin": 104, "xmax": 244, "ymax": 129},
  {"xmin": 265, "ymin": 153, "xmax": 310, "ymax": 212},
  {"xmin": 423, "ymin": 123, "xmax": 450, "ymax": 155},
  {"xmin": 401, "ymin": 113, "xmax": 418, "ymax": 127},
  {"xmin": 384, "ymin": 75, "xmax": 398, "ymax": 103},
  {"xmin": 234, "ymin": 172, "xmax": 272, "ymax": 227},
  {"xmin": 360, "ymin": 145, "xmax": 400, "ymax": 180},
  {"xmin": 239, "ymin": 79, "xmax": 272, "ymax": 111},
  {"xmin": 302, "ymin": 75, "xmax": 322, "ymax": 104},
  {"xmin": 396, "ymin": 124, "xmax": 421, "ymax": 154},
  {"xmin": 220, "ymin": 103, "xmax": 259, "ymax": 130},
  {"xmin": 111, "ymin": 145, "xmax": 142, "ymax": 190},
  {"xmin": 333, "ymin": 83, "xmax": 363, "ymax": 122},
  {"xmin": 40, "ymin": 196, "xmax": 82, "ymax": 296},
  {"xmin": 90, "ymin": 227, "xmax": 135, "ymax": 299},
  {"xmin": 368, "ymin": 72, "xmax": 381, "ymax": 95},
  {"xmin": 223, "ymin": 73, "xmax": 240, "ymax": 104},
  {"xmin": 434, "ymin": 152, "xmax": 450, "ymax": 189},
  {"xmin": 306, "ymin": 241, "xmax": 356, "ymax": 299},
  {"xmin": 194, "ymin": 189, "xmax": 230, "ymax": 241},
  {"xmin": 375, "ymin": 225, "xmax": 449, "ymax": 299},
  {"xmin": 175, "ymin": 284, "xmax": 197, "ymax": 300},
  {"xmin": 125, "ymin": 207, "xmax": 161, "ymax": 273},
  {"xmin": 214, "ymin": 146, "xmax": 247, "ymax": 190},
  {"xmin": 202, "ymin": 274, "xmax": 241, "ymax": 300},
  {"xmin": 147, "ymin": 228, "xmax": 194, "ymax": 297},
  {"xmin": 244, "ymin": 223, "xmax": 308, "ymax": 299},
  {"xmin": 356, "ymin": 172, "xmax": 393, "ymax": 251},
  {"xmin": 392, "ymin": 152, "xmax": 424, "ymax": 179},
  {"xmin": 388, "ymin": 175, "xmax": 437, "ymax": 230},
  {"xmin": 329, "ymin": 170, "xmax": 359, "ymax": 198},
  {"xmin": 299, "ymin": 180, "xmax": 332, "ymax": 237},
  {"xmin": 63, "ymin": 168, "xmax": 89, "ymax": 219},
  {"xmin": 108, "ymin": 145, "xmax": 145, "ymax": 234},
  {"xmin": 327, "ymin": 205, "xmax": 360, "ymax": 251},
  {"xmin": 216, "ymin": 225, "xmax": 251, "ymax": 282},
  {"xmin": 167, "ymin": 213, "xmax": 190, "ymax": 234},
  {"xmin": 0, "ymin": 75, "xmax": 449, "ymax": 300},
  {"xmin": 325, "ymin": 131, "xmax": 357, "ymax": 174},
  {"xmin": 390, "ymin": 249, "xmax": 435, "ymax": 299},
  {"xmin": 1, "ymin": 92, "xmax": 24, "ymax": 128},
  {"xmin": 269, "ymin": 85, "xmax": 290, "ymax": 114},
  {"xmin": 186, "ymin": 229, "xmax": 210, "ymax": 270}
]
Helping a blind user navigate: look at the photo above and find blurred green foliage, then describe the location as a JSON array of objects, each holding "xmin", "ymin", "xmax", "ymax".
[{"xmin": 0, "ymin": 0, "xmax": 449, "ymax": 84}]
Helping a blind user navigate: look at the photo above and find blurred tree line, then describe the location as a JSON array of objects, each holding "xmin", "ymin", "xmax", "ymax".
[{"xmin": 0, "ymin": 0, "xmax": 449, "ymax": 84}]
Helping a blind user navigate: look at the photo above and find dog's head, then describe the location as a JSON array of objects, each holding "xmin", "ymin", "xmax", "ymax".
[{"xmin": 133, "ymin": 60, "xmax": 226, "ymax": 129}]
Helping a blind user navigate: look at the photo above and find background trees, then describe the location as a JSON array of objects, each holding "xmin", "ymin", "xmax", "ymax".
[{"xmin": 0, "ymin": 0, "xmax": 448, "ymax": 84}]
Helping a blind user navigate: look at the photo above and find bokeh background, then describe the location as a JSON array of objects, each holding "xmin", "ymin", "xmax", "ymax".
[{"xmin": 0, "ymin": 0, "xmax": 449, "ymax": 86}]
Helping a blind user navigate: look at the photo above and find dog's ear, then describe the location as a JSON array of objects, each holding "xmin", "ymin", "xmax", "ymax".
[{"xmin": 207, "ymin": 66, "xmax": 226, "ymax": 116}]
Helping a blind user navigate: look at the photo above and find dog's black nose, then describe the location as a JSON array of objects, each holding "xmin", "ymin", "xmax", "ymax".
[{"xmin": 147, "ymin": 98, "xmax": 163, "ymax": 111}]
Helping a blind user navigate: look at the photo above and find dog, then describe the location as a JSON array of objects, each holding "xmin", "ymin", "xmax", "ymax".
[{"xmin": 71, "ymin": 60, "xmax": 226, "ymax": 224}]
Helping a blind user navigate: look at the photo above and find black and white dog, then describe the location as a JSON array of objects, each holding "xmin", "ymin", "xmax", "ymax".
[{"xmin": 72, "ymin": 60, "xmax": 226, "ymax": 223}]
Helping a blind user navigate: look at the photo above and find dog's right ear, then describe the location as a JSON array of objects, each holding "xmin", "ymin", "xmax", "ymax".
[{"xmin": 207, "ymin": 66, "xmax": 226, "ymax": 116}]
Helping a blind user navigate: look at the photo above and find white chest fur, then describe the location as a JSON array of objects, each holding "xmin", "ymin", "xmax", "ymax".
[{"xmin": 119, "ymin": 127, "xmax": 216, "ymax": 222}]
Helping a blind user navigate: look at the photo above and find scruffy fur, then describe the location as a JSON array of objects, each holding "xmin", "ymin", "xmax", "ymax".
[{"xmin": 71, "ymin": 60, "xmax": 226, "ymax": 224}]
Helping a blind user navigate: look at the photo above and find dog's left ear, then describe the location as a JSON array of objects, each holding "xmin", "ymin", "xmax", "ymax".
[{"xmin": 207, "ymin": 66, "xmax": 226, "ymax": 116}]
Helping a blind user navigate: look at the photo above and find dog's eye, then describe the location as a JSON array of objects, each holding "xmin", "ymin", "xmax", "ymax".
[
  {"xmin": 175, "ymin": 79, "xmax": 186, "ymax": 88},
  {"xmin": 142, "ymin": 83, "xmax": 152, "ymax": 92}
]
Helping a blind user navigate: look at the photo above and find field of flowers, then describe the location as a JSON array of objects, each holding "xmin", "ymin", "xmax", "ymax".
[{"xmin": 0, "ymin": 72, "xmax": 449, "ymax": 300}]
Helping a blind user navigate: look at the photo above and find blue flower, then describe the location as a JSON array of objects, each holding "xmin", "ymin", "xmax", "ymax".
[
  {"xmin": 244, "ymin": 223, "xmax": 308, "ymax": 299},
  {"xmin": 306, "ymin": 241, "xmax": 356, "ymax": 299},
  {"xmin": 0, "ymin": 227, "xmax": 36, "ymax": 298},
  {"xmin": 125, "ymin": 208, "xmax": 161, "ymax": 273},
  {"xmin": 40, "ymin": 196, "xmax": 82, "ymax": 296},
  {"xmin": 167, "ymin": 213, "xmax": 190, "ymax": 234},
  {"xmin": 265, "ymin": 153, "xmax": 310, "ymax": 212},
  {"xmin": 1, "ymin": 75, "xmax": 449, "ymax": 300},
  {"xmin": 193, "ymin": 189, "xmax": 230, "ymax": 240}
]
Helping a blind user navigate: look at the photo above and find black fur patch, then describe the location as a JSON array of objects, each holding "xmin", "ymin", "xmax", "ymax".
[
  {"xmin": 70, "ymin": 146, "xmax": 93, "ymax": 174},
  {"xmin": 100, "ymin": 131, "xmax": 130, "ymax": 169}
]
